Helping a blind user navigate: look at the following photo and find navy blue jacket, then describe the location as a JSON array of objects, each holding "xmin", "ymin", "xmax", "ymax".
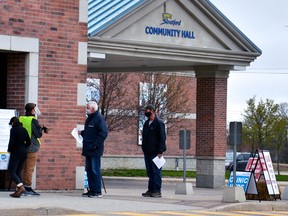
[
  {"xmin": 142, "ymin": 116, "xmax": 166, "ymax": 155},
  {"xmin": 81, "ymin": 111, "xmax": 108, "ymax": 157}
]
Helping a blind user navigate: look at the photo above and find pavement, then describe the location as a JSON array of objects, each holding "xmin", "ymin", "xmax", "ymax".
[{"xmin": 0, "ymin": 177, "xmax": 288, "ymax": 215}]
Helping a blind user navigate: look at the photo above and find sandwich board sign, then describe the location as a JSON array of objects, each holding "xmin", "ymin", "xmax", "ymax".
[
  {"xmin": 262, "ymin": 151, "xmax": 280, "ymax": 195},
  {"xmin": 228, "ymin": 171, "xmax": 257, "ymax": 194},
  {"xmin": 244, "ymin": 149, "xmax": 280, "ymax": 200}
]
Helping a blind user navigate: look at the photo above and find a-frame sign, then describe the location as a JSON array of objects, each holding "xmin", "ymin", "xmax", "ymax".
[{"xmin": 245, "ymin": 149, "xmax": 281, "ymax": 201}]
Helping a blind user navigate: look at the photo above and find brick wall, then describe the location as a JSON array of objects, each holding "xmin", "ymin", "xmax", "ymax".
[
  {"xmin": 196, "ymin": 77, "xmax": 227, "ymax": 157},
  {"xmin": 1, "ymin": 0, "xmax": 87, "ymax": 190}
]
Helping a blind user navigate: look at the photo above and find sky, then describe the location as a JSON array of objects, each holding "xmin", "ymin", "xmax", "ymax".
[{"xmin": 210, "ymin": 0, "xmax": 288, "ymax": 122}]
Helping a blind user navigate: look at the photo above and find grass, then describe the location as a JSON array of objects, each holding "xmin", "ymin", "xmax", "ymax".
[
  {"xmin": 276, "ymin": 175, "xmax": 288, "ymax": 181},
  {"xmin": 102, "ymin": 169, "xmax": 196, "ymax": 178},
  {"xmin": 102, "ymin": 169, "xmax": 288, "ymax": 181}
]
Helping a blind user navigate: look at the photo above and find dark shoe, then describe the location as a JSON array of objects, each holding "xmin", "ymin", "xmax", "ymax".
[
  {"xmin": 10, "ymin": 185, "xmax": 25, "ymax": 198},
  {"xmin": 9, "ymin": 191, "xmax": 18, "ymax": 197},
  {"xmin": 82, "ymin": 191, "xmax": 91, "ymax": 197},
  {"xmin": 22, "ymin": 190, "xmax": 33, "ymax": 196},
  {"xmin": 25, "ymin": 187, "xmax": 40, "ymax": 196},
  {"xmin": 150, "ymin": 191, "xmax": 162, "ymax": 198},
  {"xmin": 9, "ymin": 187, "xmax": 18, "ymax": 197},
  {"xmin": 88, "ymin": 192, "xmax": 102, "ymax": 198},
  {"xmin": 142, "ymin": 190, "xmax": 152, "ymax": 197}
]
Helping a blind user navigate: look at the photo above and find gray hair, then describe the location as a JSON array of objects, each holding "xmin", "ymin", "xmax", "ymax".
[{"xmin": 87, "ymin": 101, "xmax": 98, "ymax": 111}]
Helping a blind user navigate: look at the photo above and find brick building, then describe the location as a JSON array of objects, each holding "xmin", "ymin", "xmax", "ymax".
[
  {"xmin": 0, "ymin": 0, "xmax": 261, "ymax": 190},
  {"xmin": 0, "ymin": 0, "xmax": 88, "ymax": 190}
]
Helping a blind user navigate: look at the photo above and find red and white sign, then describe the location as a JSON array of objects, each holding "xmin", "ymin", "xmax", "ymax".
[
  {"xmin": 263, "ymin": 151, "xmax": 279, "ymax": 195},
  {"xmin": 245, "ymin": 157, "xmax": 262, "ymax": 181},
  {"xmin": 244, "ymin": 149, "xmax": 280, "ymax": 197}
]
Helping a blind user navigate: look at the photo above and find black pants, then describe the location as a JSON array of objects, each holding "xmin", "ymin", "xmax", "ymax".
[
  {"xmin": 144, "ymin": 154, "xmax": 162, "ymax": 192},
  {"xmin": 8, "ymin": 153, "xmax": 27, "ymax": 185}
]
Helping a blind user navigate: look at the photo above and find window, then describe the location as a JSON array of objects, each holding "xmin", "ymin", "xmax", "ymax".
[
  {"xmin": 86, "ymin": 78, "xmax": 100, "ymax": 103},
  {"xmin": 138, "ymin": 82, "xmax": 167, "ymax": 145}
]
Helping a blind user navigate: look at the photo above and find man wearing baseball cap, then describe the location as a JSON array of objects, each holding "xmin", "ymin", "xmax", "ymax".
[
  {"xmin": 19, "ymin": 103, "xmax": 48, "ymax": 196},
  {"xmin": 141, "ymin": 104, "xmax": 166, "ymax": 198}
]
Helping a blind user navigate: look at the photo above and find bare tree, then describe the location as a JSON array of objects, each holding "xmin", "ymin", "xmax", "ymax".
[
  {"xmin": 87, "ymin": 72, "xmax": 193, "ymax": 137},
  {"xmin": 138, "ymin": 72, "xmax": 193, "ymax": 133},
  {"xmin": 87, "ymin": 73, "xmax": 136, "ymax": 132}
]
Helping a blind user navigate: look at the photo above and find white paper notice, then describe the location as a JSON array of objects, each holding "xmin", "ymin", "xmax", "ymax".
[
  {"xmin": 153, "ymin": 156, "xmax": 166, "ymax": 169},
  {"xmin": 71, "ymin": 128, "xmax": 83, "ymax": 144}
]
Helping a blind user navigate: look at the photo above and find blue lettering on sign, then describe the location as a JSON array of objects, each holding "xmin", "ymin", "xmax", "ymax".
[
  {"xmin": 145, "ymin": 26, "xmax": 195, "ymax": 40},
  {"xmin": 228, "ymin": 173, "xmax": 250, "ymax": 192},
  {"xmin": 181, "ymin": 30, "xmax": 195, "ymax": 39}
]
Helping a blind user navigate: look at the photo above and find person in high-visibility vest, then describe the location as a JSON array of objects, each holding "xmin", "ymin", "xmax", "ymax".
[{"xmin": 19, "ymin": 103, "xmax": 48, "ymax": 196}]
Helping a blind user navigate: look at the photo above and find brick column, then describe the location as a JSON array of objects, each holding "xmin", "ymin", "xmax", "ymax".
[{"xmin": 194, "ymin": 66, "xmax": 229, "ymax": 188}]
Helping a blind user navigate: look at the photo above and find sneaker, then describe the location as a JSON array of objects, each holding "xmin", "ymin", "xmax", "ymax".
[
  {"xmin": 150, "ymin": 191, "xmax": 162, "ymax": 198},
  {"xmin": 88, "ymin": 192, "xmax": 102, "ymax": 198},
  {"xmin": 141, "ymin": 190, "xmax": 152, "ymax": 197},
  {"xmin": 22, "ymin": 190, "xmax": 33, "ymax": 196},
  {"xmin": 30, "ymin": 188, "xmax": 40, "ymax": 196},
  {"xmin": 24, "ymin": 187, "xmax": 40, "ymax": 196},
  {"xmin": 82, "ymin": 191, "xmax": 91, "ymax": 197}
]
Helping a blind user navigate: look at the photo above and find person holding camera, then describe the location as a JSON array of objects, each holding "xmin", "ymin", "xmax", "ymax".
[{"xmin": 19, "ymin": 103, "xmax": 49, "ymax": 196}]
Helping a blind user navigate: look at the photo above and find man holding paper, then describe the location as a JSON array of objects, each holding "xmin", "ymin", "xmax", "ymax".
[
  {"xmin": 80, "ymin": 101, "xmax": 108, "ymax": 198},
  {"xmin": 141, "ymin": 104, "xmax": 166, "ymax": 198}
]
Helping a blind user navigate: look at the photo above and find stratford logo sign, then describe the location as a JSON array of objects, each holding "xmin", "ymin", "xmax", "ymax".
[{"xmin": 144, "ymin": 2, "xmax": 195, "ymax": 40}]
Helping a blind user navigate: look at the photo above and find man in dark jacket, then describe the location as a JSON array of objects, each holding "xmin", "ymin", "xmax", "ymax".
[
  {"xmin": 81, "ymin": 101, "xmax": 108, "ymax": 198},
  {"xmin": 141, "ymin": 104, "xmax": 166, "ymax": 198}
]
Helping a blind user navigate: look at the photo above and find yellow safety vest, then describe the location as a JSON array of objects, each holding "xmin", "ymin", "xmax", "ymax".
[{"xmin": 19, "ymin": 116, "xmax": 41, "ymax": 145}]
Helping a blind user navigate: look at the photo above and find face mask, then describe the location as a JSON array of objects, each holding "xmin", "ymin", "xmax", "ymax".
[
  {"xmin": 145, "ymin": 112, "xmax": 152, "ymax": 118},
  {"xmin": 86, "ymin": 109, "xmax": 92, "ymax": 115}
]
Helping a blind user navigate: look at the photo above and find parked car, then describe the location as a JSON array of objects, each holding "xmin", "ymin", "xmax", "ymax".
[
  {"xmin": 229, "ymin": 152, "xmax": 251, "ymax": 171},
  {"xmin": 225, "ymin": 152, "xmax": 233, "ymax": 170},
  {"xmin": 225, "ymin": 151, "xmax": 241, "ymax": 170}
]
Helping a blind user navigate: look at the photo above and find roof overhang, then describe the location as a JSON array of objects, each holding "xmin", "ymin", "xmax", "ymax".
[{"xmin": 87, "ymin": 0, "xmax": 261, "ymax": 73}]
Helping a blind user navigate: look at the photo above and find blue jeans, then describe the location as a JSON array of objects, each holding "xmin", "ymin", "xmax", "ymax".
[
  {"xmin": 144, "ymin": 154, "xmax": 162, "ymax": 192},
  {"xmin": 85, "ymin": 156, "xmax": 102, "ymax": 193}
]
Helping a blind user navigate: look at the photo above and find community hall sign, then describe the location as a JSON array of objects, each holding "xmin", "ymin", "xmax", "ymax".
[{"xmin": 144, "ymin": 3, "xmax": 195, "ymax": 39}]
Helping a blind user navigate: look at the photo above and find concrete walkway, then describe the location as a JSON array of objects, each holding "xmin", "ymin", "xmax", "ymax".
[{"xmin": 0, "ymin": 177, "xmax": 287, "ymax": 215}]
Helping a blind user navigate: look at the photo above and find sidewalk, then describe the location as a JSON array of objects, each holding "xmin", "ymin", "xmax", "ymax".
[{"xmin": 0, "ymin": 177, "xmax": 287, "ymax": 215}]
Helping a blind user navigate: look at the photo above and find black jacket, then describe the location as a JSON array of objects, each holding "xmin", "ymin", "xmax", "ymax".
[
  {"xmin": 142, "ymin": 116, "xmax": 166, "ymax": 155},
  {"xmin": 81, "ymin": 111, "xmax": 108, "ymax": 157},
  {"xmin": 7, "ymin": 125, "xmax": 31, "ymax": 157}
]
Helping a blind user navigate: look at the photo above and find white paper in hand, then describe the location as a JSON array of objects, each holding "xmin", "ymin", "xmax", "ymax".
[
  {"xmin": 153, "ymin": 156, "xmax": 166, "ymax": 169},
  {"xmin": 71, "ymin": 128, "xmax": 83, "ymax": 144}
]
